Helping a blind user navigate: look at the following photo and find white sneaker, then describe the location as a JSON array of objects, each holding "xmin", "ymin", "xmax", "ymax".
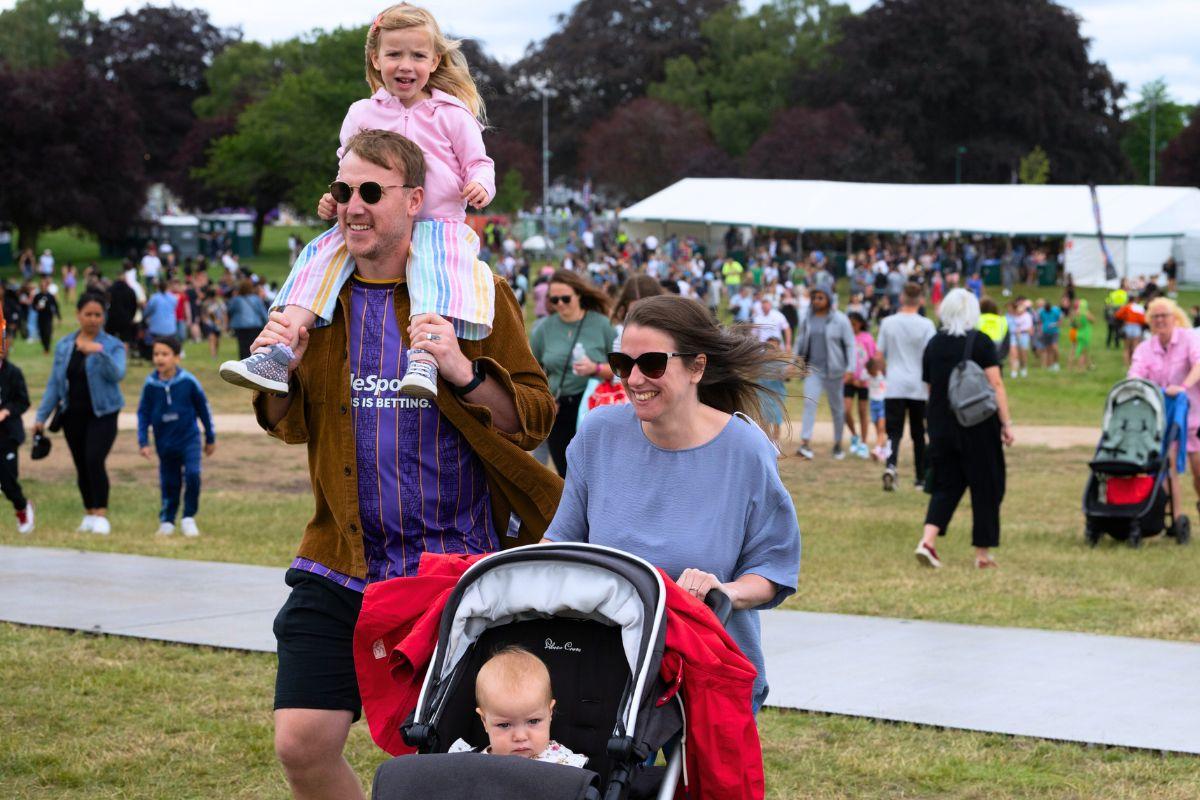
[
  {"xmin": 157, "ymin": 521, "xmax": 175, "ymax": 536},
  {"xmin": 1010, "ymin": 370, "xmax": 1018, "ymax": 379},
  {"xmin": 91, "ymin": 517, "xmax": 111, "ymax": 536},
  {"xmin": 398, "ymin": 350, "xmax": 438, "ymax": 400},
  {"xmin": 180, "ymin": 517, "xmax": 200, "ymax": 538},
  {"xmin": 16, "ymin": 503, "xmax": 34, "ymax": 535},
  {"xmin": 78, "ymin": 515, "xmax": 96, "ymax": 533}
]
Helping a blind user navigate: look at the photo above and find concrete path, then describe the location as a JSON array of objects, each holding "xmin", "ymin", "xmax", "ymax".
[{"xmin": 4, "ymin": 545, "xmax": 1196, "ymax": 754}]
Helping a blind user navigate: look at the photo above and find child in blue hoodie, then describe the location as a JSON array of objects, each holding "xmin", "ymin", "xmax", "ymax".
[{"xmin": 137, "ymin": 336, "xmax": 216, "ymax": 536}]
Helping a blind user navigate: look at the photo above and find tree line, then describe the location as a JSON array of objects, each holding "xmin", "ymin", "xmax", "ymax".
[{"xmin": 2, "ymin": 0, "xmax": 1198, "ymax": 253}]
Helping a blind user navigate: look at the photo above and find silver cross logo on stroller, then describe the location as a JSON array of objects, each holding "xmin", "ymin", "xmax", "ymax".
[{"xmin": 543, "ymin": 638, "xmax": 582, "ymax": 653}]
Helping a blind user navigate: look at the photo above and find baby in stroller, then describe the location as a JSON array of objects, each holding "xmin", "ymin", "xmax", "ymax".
[{"xmin": 447, "ymin": 645, "xmax": 587, "ymax": 767}]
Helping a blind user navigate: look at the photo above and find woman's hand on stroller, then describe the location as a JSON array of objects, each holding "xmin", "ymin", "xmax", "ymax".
[{"xmin": 1165, "ymin": 384, "xmax": 1185, "ymax": 397}]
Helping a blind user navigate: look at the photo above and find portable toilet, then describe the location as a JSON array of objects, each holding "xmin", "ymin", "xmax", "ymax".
[
  {"xmin": 200, "ymin": 213, "xmax": 256, "ymax": 258},
  {"xmin": 159, "ymin": 215, "xmax": 201, "ymax": 260}
]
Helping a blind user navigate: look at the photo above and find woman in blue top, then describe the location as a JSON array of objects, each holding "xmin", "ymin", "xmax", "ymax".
[
  {"xmin": 33, "ymin": 292, "xmax": 127, "ymax": 535},
  {"xmin": 543, "ymin": 295, "xmax": 801, "ymax": 712}
]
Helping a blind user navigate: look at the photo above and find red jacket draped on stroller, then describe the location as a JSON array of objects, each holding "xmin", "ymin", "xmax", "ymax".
[{"xmin": 353, "ymin": 551, "xmax": 765, "ymax": 800}]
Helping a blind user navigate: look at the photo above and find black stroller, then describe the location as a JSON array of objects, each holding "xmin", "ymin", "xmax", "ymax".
[
  {"xmin": 1082, "ymin": 378, "xmax": 1191, "ymax": 548},
  {"xmin": 370, "ymin": 543, "xmax": 732, "ymax": 800}
]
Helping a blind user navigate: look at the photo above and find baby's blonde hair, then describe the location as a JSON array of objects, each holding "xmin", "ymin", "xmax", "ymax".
[
  {"xmin": 364, "ymin": 3, "xmax": 486, "ymax": 123},
  {"xmin": 475, "ymin": 646, "xmax": 553, "ymax": 709}
]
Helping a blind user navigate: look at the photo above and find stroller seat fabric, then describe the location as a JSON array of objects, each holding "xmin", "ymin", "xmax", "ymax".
[
  {"xmin": 431, "ymin": 617, "xmax": 634, "ymax": 778},
  {"xmin": 1097, "ymin": 398, "xmax": 1160, "ymax": 468},
  {"xmin": 372, "ymin": 752, "xmax": 601, "ymax": 800}
]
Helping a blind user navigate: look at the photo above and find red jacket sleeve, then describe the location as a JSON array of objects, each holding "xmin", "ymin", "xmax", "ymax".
[
  {"xmin": 661, "ymin": 578, "xmax": 765, "ymax": 800},
  {"xmin": 353, "ymin": 554, "xmax": 485, "ymax": 754}
]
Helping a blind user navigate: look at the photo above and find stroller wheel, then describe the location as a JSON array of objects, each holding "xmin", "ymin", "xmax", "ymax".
[
  {"xmin": 1174, "ymin": 515, "xmax": 1191, "ymax": 545},
  {"xmin": 1128, "ymin": 523, "xmax": 1142, "ymax": 549},
  {"xmin": 1084, "ymin": 524, "xmax": 1102, "ymax": 548}
]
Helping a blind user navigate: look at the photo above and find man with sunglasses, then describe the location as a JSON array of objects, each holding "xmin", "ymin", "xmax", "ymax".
[{"xmin": 252, "ymin": 130, "xmax": 558, "ymax": 800}]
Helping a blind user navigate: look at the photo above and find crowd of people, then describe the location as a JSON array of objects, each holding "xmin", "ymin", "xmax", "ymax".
[{"xmin": 0, "ymin": 239, "xmax": 261, "ymax": 541}]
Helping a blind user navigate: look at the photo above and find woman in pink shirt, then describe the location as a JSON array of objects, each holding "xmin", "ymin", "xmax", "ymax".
[
  {"xmin": 221, "ymin": 3, "xmax": 497, "ymax": 402},
  {"xmin": 1128, "ymin": 297, "xmax": 1200, "ymax": 513}
]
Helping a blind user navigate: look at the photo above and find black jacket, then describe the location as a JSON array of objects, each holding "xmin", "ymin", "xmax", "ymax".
[
  {"xmin": 107, "ymin": 280, "xmax": 138, "ymax": 328},
  {"xmin": 0, "ymin": 359, "xmax": 30, "ymax": 446}
]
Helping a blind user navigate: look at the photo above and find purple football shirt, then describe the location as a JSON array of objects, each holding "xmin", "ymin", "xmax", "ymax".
[{"xmin": 291, "ymin": 276, "xmax": 494, "ymax": 589}]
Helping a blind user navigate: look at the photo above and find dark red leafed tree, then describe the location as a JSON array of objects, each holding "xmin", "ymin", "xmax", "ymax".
[
  {"xmin": 0, "ymin": 63, "xmax": 148, "ymax": 251},
  {"xmin": 581, "ymin": 98, "xmax": 734, "ymax": 202}
]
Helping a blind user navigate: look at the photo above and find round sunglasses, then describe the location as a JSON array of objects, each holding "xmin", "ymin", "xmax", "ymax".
[
  {"xmin": 329, "ymin": 180, "xmax": 417, "ymax": 205},
  {"xmin": 607, "ymin": 351, "xmax": 697, "ymax": 380}
]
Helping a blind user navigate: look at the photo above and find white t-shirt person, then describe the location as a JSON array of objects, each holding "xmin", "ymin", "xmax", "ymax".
[
  {"xmin": 753, "ymin": 306, "xmax": 790, "ymax": 344},
  {"xmin": 877, "ymin": 310, "xmax": 936, "ymax": 400},
  {"xmin": 141, "ymin": 252, "xmax": 162, "ymax": 281}
]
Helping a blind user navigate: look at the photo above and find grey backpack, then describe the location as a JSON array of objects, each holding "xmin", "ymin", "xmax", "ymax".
[{"xmin": 948, "ymin": 332, "xmax": 998, "ymax": 427}]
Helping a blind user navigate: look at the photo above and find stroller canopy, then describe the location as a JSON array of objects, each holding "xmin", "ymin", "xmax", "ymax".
[{"xmin": 415, "ymin": 543, "xmax": 666, "ymax": 743}]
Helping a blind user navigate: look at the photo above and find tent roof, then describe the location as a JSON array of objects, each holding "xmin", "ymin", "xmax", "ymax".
[{"xmin": 620, "ymin": 179, "xmax": 1200, "ymax": 238}]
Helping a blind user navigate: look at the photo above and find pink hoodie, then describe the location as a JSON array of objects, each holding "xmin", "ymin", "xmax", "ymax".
[{"xmin": 338, "ymin": 88, "xmax": 495, "ymax": 222}]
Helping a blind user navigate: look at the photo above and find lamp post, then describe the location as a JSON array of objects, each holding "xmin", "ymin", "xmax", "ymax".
[
  {"xmin": 542, "ymin": 89, "xmax": 550, "ymax": 241},
  {"xmin": 954, "ymin": 145, "xmax": 968, "ymax": 184},
  {"xmin": 1148, "ymin": 92, "xmax": 1157, "ymax": 186}
]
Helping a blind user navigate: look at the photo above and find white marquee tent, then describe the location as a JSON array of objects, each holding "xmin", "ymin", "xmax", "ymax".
[{"xmin": 620, "ymin": 179, "xmax": 1200, "ymax": 287}]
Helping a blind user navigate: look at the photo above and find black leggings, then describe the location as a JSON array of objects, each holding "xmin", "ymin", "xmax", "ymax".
[
  {"xmin": 885, "ymin": 398, "xmax": 927, "ymax": 478},
  {"xmin": 924, "ymin": 429, "xmax": 1006, "ymax": 548},
  {"xmin": 0, "ymin": 446, "xmax": 28, "ymax": 511},
  {"xmin": 546, "ymin": 394, "xmax": 583, "ymax": 478},
  {"xmin": 38, "ymin": 318, "xmax": 54, "ymax": 353},
  {"xmin": 235, "ymin": 328, "xmax": 258, "ymax": 360},
  {"xmin": 61, "ymin": 410, "xmax": 119, "ymax": 509}
]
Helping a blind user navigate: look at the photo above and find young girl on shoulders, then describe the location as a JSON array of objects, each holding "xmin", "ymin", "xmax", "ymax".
[{"xmin": 221, "ymin": 3, "xmax": 495, "ymax": 400}]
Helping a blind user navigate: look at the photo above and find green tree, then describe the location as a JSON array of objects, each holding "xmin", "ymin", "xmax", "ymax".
[
  {"xmin": 820, "ymin": 0, "xmax": 1128, "ymax": 183},
  {"xmin": 1018, "ymin": 146, "xmax": 1051, "ymax": 184},
  {"xmin": 651, "ymin": 0, "xmax": 850, "ymax": 156},
  {"xmin": 0, "ymin": 0, "xmax": 93, "ymax": 71},
  {"xmin": 1120, "ymin": 79, "xmax": 1194, "ymax": 185},
  {"xmin": 490, "ymin": 169, "xmax": 530, "ymax": 215},
  {"xmin": 195, "ymin": 26, "xmax": 365, "ymax": 251}
]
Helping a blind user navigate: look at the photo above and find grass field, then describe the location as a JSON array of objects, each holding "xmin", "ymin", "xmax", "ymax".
[
  {"xmin": 4, "ymin": 228, "xmax": 1199, "ymax": 797},
  {"xmin": 3, "ymin": 430, "xmax": 1199, "ymax": 798}
]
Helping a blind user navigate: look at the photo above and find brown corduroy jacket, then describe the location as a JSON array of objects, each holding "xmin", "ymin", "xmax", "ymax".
[{"xmin": 253, "ymin": 274, "xmax": 562, "ymax": 579}]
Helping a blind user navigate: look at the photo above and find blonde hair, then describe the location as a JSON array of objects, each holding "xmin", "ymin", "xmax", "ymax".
[
  {"xmin": 365, "ymin": 3, "xmax": 486, "ymax": 123},
  {"xmin": 475, "ymin": 646, "xmax": 553, "ymax": 709},
  {"xmin": 1147, "ymin": 296, "xmax": 1191, "ymax": 328}
]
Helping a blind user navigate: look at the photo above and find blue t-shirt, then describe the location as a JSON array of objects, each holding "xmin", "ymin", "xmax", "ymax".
[
  {"xmin": 544, "ymin": 405, "xmax": 801, "ymax": 708},
  {"xmin": 1039, "ymin": 306, "xmax": 1062, "ymax": 335},
  {"xmin": 144, "ymin": 292, "xmax": 178, "ymax": 337}
]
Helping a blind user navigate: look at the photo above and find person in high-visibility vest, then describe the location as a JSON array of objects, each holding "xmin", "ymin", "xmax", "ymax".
[
  {"xmin": 721, "ymin": 257, "xmax": 744, "ymax": 294},
  {"xmin": 978, "ymin": 297, "xmax": 1010, "ymax": 364},
  {"xmin": 1104, "ymin": 281, "xmax": 1128, "ymax": 349}
]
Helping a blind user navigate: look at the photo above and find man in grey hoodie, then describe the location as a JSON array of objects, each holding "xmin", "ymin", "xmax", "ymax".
[{"xmin": 793, "ymin": 286, "xmax": 856, "ymax": 459}]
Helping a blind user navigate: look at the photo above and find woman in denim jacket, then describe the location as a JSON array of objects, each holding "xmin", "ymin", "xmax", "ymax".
[{"xmin": 33, "ymin": 291, "xmax": 127, "ymax": 535}]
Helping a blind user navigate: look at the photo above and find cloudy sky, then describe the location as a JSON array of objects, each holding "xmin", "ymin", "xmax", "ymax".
[{"xmin": 76, "ymin": 0, "xmax": 1200, "ymax": 104}]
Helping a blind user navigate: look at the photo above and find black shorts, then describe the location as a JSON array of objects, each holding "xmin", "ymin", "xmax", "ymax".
[
  {"xmin": 843, "ymin": 384, "xmax": 868, "ymax": 400},
  {"xmin": 273, "ymin": 568, "xmax": 364, "ymax": 720}
]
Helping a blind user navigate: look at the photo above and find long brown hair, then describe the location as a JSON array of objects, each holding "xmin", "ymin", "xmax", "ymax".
[
  {"xmin": 624, "ymin": 295, "xmax": 797, "ymax": 423},
  {"xmin": 611, "ymin": 274, "xmax": 664, "ymax": 323},
  {"xmin": 550, "ymin": 269, "xmax": 610, "ymax": 317}
]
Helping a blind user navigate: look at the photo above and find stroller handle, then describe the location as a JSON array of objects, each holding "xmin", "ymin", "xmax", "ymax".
[{"xmin": 704, "ymin": 588, "xmax": 733, "ymax": 626}]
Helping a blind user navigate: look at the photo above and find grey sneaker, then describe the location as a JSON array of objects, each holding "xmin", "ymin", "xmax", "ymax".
[
  {"xmin": 796, "ymin": 442, "xmax": 814, "ymax": 460},
  {"xmin": 832, "ymin": 446, "xmax": 846, "ymax": 461},
  {"xmin": 399, "ymin": 350, "xmax": 438, "ymax": 400},
  {"xmin": 220, "ymin": 344, "xmax": 292, "ymax": 395}
]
